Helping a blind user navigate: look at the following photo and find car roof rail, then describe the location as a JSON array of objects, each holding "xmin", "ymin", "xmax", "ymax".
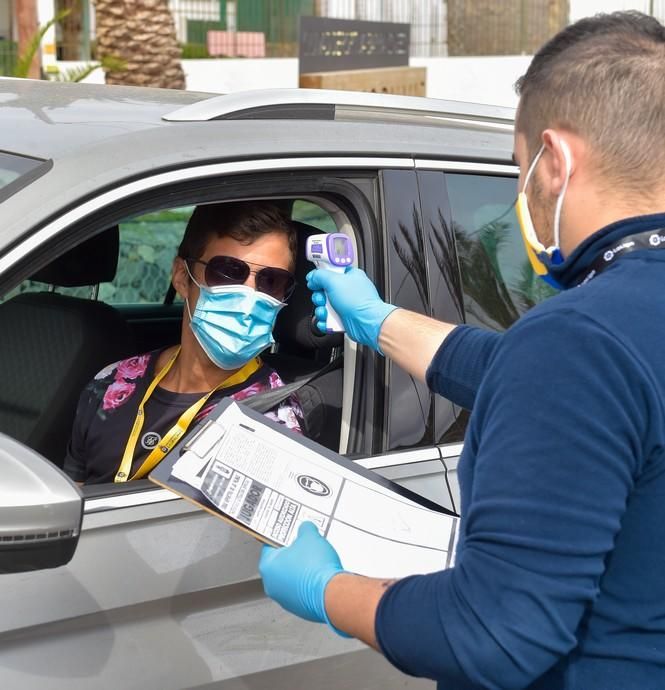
[{"xmin": 162, "ymin": 89, "xmax": 515, "ymax": 131}]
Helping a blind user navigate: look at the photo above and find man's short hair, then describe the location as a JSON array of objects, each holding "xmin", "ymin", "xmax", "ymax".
[
  {"xmin": 178, "ymin": 200, "xmax": 297, "ymax": 269},
  {"xmin": 515, "ymin": 11, "xmax": 665, "ymax": 192}
]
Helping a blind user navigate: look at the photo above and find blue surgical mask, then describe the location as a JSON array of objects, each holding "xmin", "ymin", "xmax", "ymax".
[
  {"xmin": 185, "ymin": 275, "xmax": 285, "ymax": 371},
  {"xmin": 515, "ymin": 139, "xmax": 572, "ymax": 289}
]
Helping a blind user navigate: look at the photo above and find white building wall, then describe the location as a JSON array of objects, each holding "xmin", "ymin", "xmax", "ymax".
[
  {"xmin": 182, "ymin": 57, "xmax": 300, "ymax": 93},
  {"xmin": 36, "ymin": 0, "xmax": 57, "ymax": 70},
  {"xmin": 411, "ymin": 55, "xmax": 531, "ymax": 108},
  {"xmin": 179, "ymin": 55, "xmax": 530, "ymax": 106},
  {"xmin": 62, "ymin": 54, "xmax": 528, "ymax": 109}
]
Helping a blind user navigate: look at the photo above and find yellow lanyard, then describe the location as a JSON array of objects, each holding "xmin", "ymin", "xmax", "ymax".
[{"xmin": 115, "ymin": 347, "xmax": 261, "ymax": 482}]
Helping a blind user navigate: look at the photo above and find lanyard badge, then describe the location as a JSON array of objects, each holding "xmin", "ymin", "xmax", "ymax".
[{"xmin": 115, "ymin": 348, "xmax": 260, "ymax": 482}]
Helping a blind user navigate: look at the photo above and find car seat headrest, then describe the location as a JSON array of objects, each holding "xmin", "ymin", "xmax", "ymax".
[
  {"xmin": 273, "ymin": 221, "xmax": 343, "ymax": 353},
  {"xmin": 31, "ymin": 226, "xmax": 119, "ymax": 287}
]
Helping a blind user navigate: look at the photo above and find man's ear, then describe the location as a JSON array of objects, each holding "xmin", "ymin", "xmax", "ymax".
[
  {"xmin": 172, "ymin": 257, "xmax": 190, "ymax": 300},
  {"xmin": 542, "ymin": 129, "xmax": 576, "ymax": 196}
]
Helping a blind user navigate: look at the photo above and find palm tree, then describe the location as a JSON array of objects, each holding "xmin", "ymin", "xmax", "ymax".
[
  {"xmin": 56, "ymin": 0, "xmax": 83, "ymax": 60},
  {"xmin": 454, "ymin": 219, "xmax": 521, "ymax": 330},
  {"xmin": 15, "ymin": 0, "xmax": 40, "ymax": 78},
  {"xmin": 13, "ymin": 9, "xmax": 125, "ymax": 83},
  {"xmin": 513, "ymin": 259, "xmax": 558, "ymax": 312},
  {"xmin": 94, "ymin": 0, "xmax": 185, "ymax": 89}
]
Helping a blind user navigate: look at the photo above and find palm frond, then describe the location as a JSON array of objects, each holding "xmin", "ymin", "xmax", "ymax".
[
  {"xmin": 13, "ymin": 9, "xmax": 71, "ymax": 78},
  {"xmin": 51, "ymin": 55, "xmax": 127, "ymax": 83}
]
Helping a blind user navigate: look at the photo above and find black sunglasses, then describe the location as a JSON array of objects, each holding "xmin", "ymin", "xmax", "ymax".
[{"xmin": 187, "ymin": 255, "xmax": 296, "ymax": 301}]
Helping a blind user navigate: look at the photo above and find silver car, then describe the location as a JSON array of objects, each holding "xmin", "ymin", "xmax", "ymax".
[{"xmin": 0, "ymin": 80, "xmax": 541, "ymax": 689}]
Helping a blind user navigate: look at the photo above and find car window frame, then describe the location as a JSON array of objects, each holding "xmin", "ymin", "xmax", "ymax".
[
  {"xmin": 380, "ymin": 168, "xmax": 436, "ymax": 452},
  {"xmin": 0, "ymin": 156, "xmax": 404, "ymax": 511},
  {"xmin": 415, "ymin": 159, "xmax": 519, "ymax": 441}
]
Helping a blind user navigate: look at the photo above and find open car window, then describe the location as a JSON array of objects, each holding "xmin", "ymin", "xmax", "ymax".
[
  {"xmin": 0, "ymin": 194, "xmax": 351, "ymax": 483},
  {"xmin": 291, "ymin": 200, "xmax": 337, "ymax": 233},
  {"xmin": 1, "ymin": 207, "xmax": 194, "ymax": 305},
  {"xmin": 2, "ymin": 201, "xmax": 340, "ymax": 306},
  {"xmin": 111, "ymin": 207, "xmax": 194, "ymax": 305}
]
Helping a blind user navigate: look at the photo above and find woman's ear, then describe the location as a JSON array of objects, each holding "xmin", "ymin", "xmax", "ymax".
[{"xmin": 172, "ymin": 257, "xmax": 190, "ymax": 301}]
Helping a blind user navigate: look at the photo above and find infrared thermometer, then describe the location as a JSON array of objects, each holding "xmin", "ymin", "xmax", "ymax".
[{"xmin": 306, "ymin": 233, "xmax": 354, "ymax": 333}]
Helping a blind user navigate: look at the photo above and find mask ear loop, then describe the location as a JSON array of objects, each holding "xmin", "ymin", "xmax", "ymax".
[
  {"xmin": 183, "ymin": 259, "xmax": 204, "ymax": 290},
  {"xmin": 553, "ymin": 139, "xmax": 572, "ymax": 249},
  {"xmin": 522, "ymin": 144, "xmax": 545, "ymax": 192},
  {"xmin": 182, "ymin": 259, "xmax": 202, "ymax": 322}
]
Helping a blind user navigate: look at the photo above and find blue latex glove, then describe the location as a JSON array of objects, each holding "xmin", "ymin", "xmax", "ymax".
[
  {"xmin": 306, "ymin": 267, "xmax": 398, "ymax": 351},
  {"xmin": 259, "ymin": 522, "xmax": 348, "ymax": 635}
]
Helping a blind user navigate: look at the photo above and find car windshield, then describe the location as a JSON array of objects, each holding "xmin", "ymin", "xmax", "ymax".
[{"xmin": 0, "ymin": 150, "xmax": 47, "ymax": 197}]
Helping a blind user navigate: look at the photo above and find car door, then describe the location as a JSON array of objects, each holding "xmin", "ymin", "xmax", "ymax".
[
  {"xmin": 0, "ymin": 156, "xmax": 436, "ymax": 690},
  {"xmin": 351, "ymin": 169, "xmax": 461, "ymax": 514},
  {"xmin": 413, "ymin": 160, "xmax": 558, "ymax": 508}
]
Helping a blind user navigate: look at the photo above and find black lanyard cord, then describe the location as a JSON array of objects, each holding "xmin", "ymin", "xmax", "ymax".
[{"xmin": 577, "ymin": 227, "xmax": 665, "ymax": 286}]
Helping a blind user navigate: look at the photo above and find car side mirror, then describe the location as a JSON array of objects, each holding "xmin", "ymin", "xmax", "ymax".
[{"xmin": 0, "ymin": 433, "xmax": 83, "ymax": 574}]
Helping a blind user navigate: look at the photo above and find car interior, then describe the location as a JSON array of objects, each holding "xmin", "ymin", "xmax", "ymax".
[{"xmin": 0, "ymin": 198, "xmax": 348, "ymax": 477}]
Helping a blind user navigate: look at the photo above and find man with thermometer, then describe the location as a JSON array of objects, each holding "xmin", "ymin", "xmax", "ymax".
[{"xmin": 259, "ymin": 11, "xmax": 665, "ymax": 690}]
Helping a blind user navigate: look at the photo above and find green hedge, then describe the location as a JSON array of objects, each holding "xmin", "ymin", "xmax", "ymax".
[{"xmin": 0, "ymin": 40, "xmax": 17, "ymax": 77}]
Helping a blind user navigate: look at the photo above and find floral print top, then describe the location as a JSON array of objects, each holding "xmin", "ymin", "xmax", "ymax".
[{"xmin": 64, "ymin": 350, "xmax": 303, "ymax": 484}]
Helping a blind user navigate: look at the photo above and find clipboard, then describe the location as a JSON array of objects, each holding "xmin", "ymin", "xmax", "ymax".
[{"xmin": 150, "ymin": 399, "xmax": 459, "ymax": 578}]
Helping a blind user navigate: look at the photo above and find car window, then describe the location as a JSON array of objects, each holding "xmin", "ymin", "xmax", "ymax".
[
  {"xmin": 1, "ymin": 207, "xmax": 193, "ymax": 305},
  {"xmin": 0, "ymin": 281, "xmax": 86, "ymax": 303},
  {"xmin": 291, "ymin": 200, "xmax": 337, "ymax": 233},
  {"xmin": 108, "ymin": 206, "xmax": 194, "ymax": 304},
  {"xmin": 0, "ymin": 274, "xmax": 92, "ymax": 303},
  {"xmin": 0, "ymin": 188, "xmax": 364, "ymax": 477},
  {"xmin": 12, "ymin": 201, "xmax": 337, "ymax": 304},
  {"xmin": 447, "ymin": 173, "xmax": 557, "ymax": 331},
  {"xmin": 1, "ymin": 201, "xmax": 338, "ymax": 305},
  {"xmin": 381, "ymin": 169, "xmax": 434, "ymax": 451}
]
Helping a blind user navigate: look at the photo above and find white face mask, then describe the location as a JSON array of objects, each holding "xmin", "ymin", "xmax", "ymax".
[{"xmin": 515, "ymin": 139, "xmax": 572, "ymax": 288}]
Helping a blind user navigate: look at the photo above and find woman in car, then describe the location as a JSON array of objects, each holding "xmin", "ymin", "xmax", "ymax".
[{"xmin": 64, "ymin": 201, "xmax": 304, "ymax": 484}]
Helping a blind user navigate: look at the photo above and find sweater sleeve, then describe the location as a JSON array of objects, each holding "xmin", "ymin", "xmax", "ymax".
[
  {"xmin": 376, "ymin": 311, "xmax": 646, "ymax": 689},
  {"xmin": 426, "ymin": 325, "xmax": 502, "ymax": 409},
  {"xmin": 62, "ymin": 379, "xmax": 98, "ymax": 482}
]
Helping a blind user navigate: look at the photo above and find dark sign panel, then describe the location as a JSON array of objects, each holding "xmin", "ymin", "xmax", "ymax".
[{"xmin": 299, "ymin": 16, "xmax": 410, "ymax": 74}]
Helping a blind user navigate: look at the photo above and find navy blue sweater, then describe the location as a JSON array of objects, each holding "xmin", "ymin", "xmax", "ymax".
[{"xmin": 375, "ymin": 214, "xmax": 665, "ymax": 689}]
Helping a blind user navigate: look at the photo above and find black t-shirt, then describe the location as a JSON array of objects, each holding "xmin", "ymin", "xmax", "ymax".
[{"xmin": 64, "ymin": 350, "xmax": 303, "ymax": 484}]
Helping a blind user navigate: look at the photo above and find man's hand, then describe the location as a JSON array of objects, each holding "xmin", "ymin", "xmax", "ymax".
[
  {"xmin": 260, "ymin": 522, "xmax": 402, "ymax": 648},
  {"xmin": 306, "ymin": 268, "xmax": 456, "ymax": 381},
  {"xmin": 306, "ymin": 267, "xmax": 398, "ymax": 351},
  {"xmin": 259, "ymin": 522, "xmax": 347, "ymax": 633}
]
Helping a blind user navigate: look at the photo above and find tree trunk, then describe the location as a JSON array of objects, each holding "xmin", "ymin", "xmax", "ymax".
[
  {"xmin": 94, "ymin": 0, "xmax": 185, "ymax": 89},
  {"xmin": 15, "ymin": 0, "xmax": 40, "ymax": 78},
  {"xmin": 57, "ymin": 0, "xmax": 83, "ymax": 60}
]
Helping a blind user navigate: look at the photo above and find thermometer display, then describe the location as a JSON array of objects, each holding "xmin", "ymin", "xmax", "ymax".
[{"xmin": 305, "ymin": 233, "xmax": 354, "ymax": 333}]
